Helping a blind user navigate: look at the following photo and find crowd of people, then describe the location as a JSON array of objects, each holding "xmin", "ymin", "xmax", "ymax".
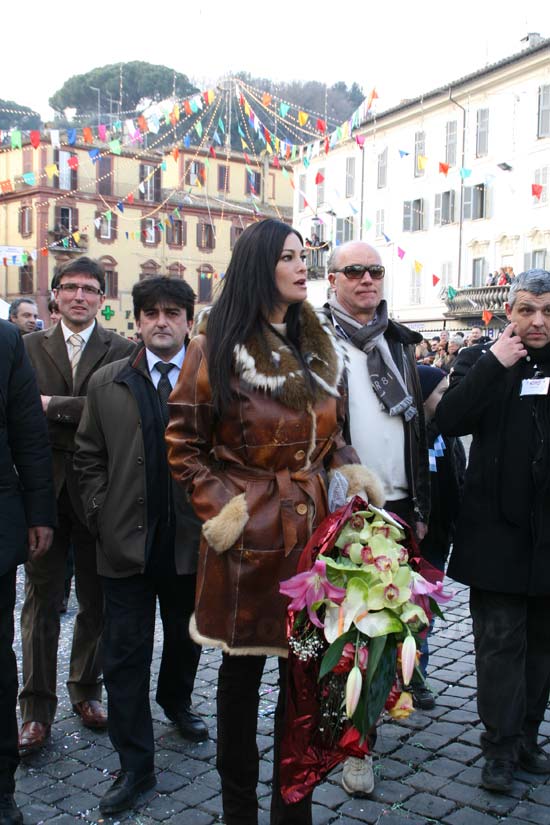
[{"xmin": 2, "ymin": 224, "xmax": 550, "ymax": 825}]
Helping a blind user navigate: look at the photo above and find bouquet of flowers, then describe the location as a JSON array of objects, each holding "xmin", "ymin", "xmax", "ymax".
[{"xmin": 278, "ymin": 496, "xmax": 453, "ymax": 803}]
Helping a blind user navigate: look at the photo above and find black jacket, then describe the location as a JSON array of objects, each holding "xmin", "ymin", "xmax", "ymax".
[
  {"xmin": 322, "ymin": 305, "xmax": 430, "ymax": 524},
  {"xmin": 436, "ymin": 341, "xmax": 550, "ymax": 594},
  {"xmin": 0, "ymin": 320, "xmax": 56, "ymax": 575}
]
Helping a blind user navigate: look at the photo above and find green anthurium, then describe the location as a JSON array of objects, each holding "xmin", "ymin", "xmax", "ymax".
[{"xmin": 354, "ymin": 608, "xmax": 403, "ymax": 637}]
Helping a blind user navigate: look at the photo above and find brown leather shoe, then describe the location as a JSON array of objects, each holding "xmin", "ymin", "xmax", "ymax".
[
  {"xmin": 18, "ymin": 721, "xmax": 51, "ymax": 756},
  {"xmin": 72, "ymin": 700, "xmax": 108, "ymax": 729}
]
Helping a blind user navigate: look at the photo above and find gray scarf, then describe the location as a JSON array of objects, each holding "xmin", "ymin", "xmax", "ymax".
[{"xmin": 329, "ymin": 297, "xmax": 417, "ymax": 421}]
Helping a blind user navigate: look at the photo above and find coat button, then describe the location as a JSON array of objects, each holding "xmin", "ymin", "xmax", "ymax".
[
  {"xmin": 295, "ymin": 503, "xmax": 308, "ymax": 516},
  {"xmin": 294, "ymin": 449, "xmax": 305, "ymax": 461},
  {"xmin": 137, "ymin": 457, "xmax": 144, "ymax": 464},
  {"xmin": 137, "ymin": 525, "xmax": 143, "ymax": 531},
  {"xmin": 137, "ymin": 497, "xmax": 144, "ymax": 504}
]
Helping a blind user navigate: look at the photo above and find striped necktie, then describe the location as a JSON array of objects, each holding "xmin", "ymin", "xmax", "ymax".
[
  {"xmin": 68, "ymin": 333, "xmax": 84, "ymax": 380},
  {"xmin": 156, "ymin": 362, "xmax": 176, "ymax": 426}
]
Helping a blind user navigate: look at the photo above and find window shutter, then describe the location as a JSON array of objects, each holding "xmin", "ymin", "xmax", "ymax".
[
  {"xmin": 449, "ymin": 190, "xmax": 456, "ymax": 222},
  {"xmin": 463, "ymin": 187, "xmax": 472, "ymax": 220},
  {"xmin": 210, "ymin": 225, "xmax": 216, "ymax": 251},
  {"xmin": 403, "ymin": 201, "xmax": 411, "ymax": 232},
  {"xmin": 95, "ymin": 211, "xmax": 101, "ymax": 239},
  {"xmin": 111, "ymin": 212, "xmax": 118, "ymax": 239},
  {"xmin": 182, "ymin": 220, "xmax": 187, "ymax": 246},
  {"xmin": 54, "ymin": 205, "xmax": 62, "ymax": 231},
  {"xmin": 112, "ymin": 271, "xmax": 119, "ymax": 298},
  {"xmin": 196, "ymin": 222, "xmax": 203, "ymax": 248},
  {"xmin": 53, "ymin": 149, "xmax": 60, "ymax": 189},
  {"xmin": 418, "ymin": 199, "xmax": 424, "ymax": 230},
  {"xmin": 434, "ymin": 193, "xmax": 441, "ymax": 226},
  {"xmin": 18, "ymin": 208, "xmax": 23, "ymax": 235},
  {"xmin": 70, "ymin": 156, "xmax": 78, "ymax": 191},
  {"xmin": 139, "ymin": 164, "xmax": 145, "ymax": 200},
  {"xmin": 154, "ymin": 221, "xmax": 161, "ymax": 244},
  {"xmin": 141, "ymin": 218, "xmax": 146, "ymax": 241},
  {"xmin": 154, "ymin": 167, "xmax": 161, "ymax": 202}
]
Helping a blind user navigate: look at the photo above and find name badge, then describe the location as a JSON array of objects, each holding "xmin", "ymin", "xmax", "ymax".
[{"xmin": 520, "ymin": 377, "xmax": 550, "ymax": 396}]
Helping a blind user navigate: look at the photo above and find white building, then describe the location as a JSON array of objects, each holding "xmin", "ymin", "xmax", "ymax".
[{"xmin": 296, "ymin": 34, "xmax": 550, "ymax": 330}]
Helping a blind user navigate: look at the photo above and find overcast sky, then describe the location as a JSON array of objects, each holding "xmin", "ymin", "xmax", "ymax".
[{"xmin": 3, "ymin": 1, "xmax": 548, "ymax": 120}]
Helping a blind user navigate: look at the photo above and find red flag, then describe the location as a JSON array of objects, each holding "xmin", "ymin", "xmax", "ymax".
[
  {"xmin": 532, "ymin": 183, "xmax": 543, "ymax": 199},
  {"xmin": 482, "ymin": 310, "xmax": 493, "ymax": 325},
  {"xmin": 203, "ymin": 91, "xmax": 210, "ymax": 106},
  {"xmin": 209, "ymin": 145, "xmax": 216, "ymax": 158},
  {"xmin": 273, "ymin": 156, "xmax": 281, "ymax": 169},
  {"xmin": 172, "ymin": 147, "xmax": 180, "ymax": 162},
  {"xmin": 316, "ymin": 118, "xmax": 326, "ymax": 134},
  {"xmin": 324, "ymin": 137, "xmax": 330, "ymax": 154},
  {"xmin": 30, "ymin": 130, "xmax": 41, "ymax": 149},
  {"xmin": 315, "ymin": 172, "xmax": 324, "ymax": 185},
  {"xmin": 432, "ymin": 274, "xmax": 440, "ymax": 287},
  {"xmin": 137, "ymin": 115, "xmax": 148, "ymax": 133},
  {"xmin": 244, "ymin": 153, "xmax": 251, "ymax": 165},
  {"xmin": 184, "ymin": 100, "xmax": 192, "ymax": 115},
  {"xmin": 439, "ymin": 162, "xmax": 449, "ymax": 176},
  {"xmin": 127, "ymin": 193, "xmax": 134, "ymax": 205},
  {"xmin": 303, "ymin": 198, "xmax": 310, "ymax": 209},
  {"xmin": 40, "ymin": 247, "xmax": 48, "ymax": 257},
  {"xmin": 67, "ymin": 156, "xmax": 79, "ymax": 170}
]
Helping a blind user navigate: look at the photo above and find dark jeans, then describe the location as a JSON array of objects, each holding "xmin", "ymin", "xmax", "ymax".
[
  {"xmin": 102, "ymin": 571, "xmax": 200, "ymax": 775},
  {"xmin": 217, "ymin": 654, "xmax": 312, "ymax": 825},
  {"xmin": 470, "ymin": 587, "xmax": 550, "ymax": 760},
  {"xmin": 0, "ymin": 569, "xmax": 18, "ymax": 794}
]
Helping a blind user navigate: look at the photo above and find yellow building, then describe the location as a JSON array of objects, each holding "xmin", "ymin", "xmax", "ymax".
[{"xmin": 0, "ymin": 136, "xmax": 293, "ymax": 334}]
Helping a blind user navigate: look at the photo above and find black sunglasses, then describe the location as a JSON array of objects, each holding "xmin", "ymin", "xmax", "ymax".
[{"xmin": 333, "ymin": 264, "xmax": 385, "ymax": 280}]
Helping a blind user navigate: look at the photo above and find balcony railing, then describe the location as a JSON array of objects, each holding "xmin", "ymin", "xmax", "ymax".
[
  {"xmin": 443, "ymin": 285, "xmax": 510, "ymax": 318},
  {"xmin": 47, "ymin": 229, "xmax": 88, "ymax": 254}
]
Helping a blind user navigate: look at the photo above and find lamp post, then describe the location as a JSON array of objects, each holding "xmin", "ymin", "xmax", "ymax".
[{"xmin": 89, "ymin": 86, "xmax": 101, "ymax": 129}]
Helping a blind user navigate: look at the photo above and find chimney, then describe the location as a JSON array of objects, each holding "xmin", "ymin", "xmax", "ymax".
[{"xmin": 521, "ymin": 32, "xmax": 544, "ymax": 49}]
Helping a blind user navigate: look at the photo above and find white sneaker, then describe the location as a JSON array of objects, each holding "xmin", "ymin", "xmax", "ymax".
[{"xmin": 341, "ymin": 755, "xmax": 375, "ymax": 795}]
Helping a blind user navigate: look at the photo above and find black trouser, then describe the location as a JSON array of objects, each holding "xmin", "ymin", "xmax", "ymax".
[
  {"xmin": 0, "ymin": 569, "xmax": 18, "ymax": 794},
  {"xmin": 217, "ymin": 654, "xmax": 312, "ymax": 825},
  {"xmin": 101, "ymin": 571, "xmax": 200, "ymax": 775},
  {"xmin": 470, "ymin": 587, "xmax": 550, "ymax": 760}
]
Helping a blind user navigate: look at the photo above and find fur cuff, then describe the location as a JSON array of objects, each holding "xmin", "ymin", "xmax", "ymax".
[
  {"xmin": 202, "ymin": 493, "xmax": 249, "ymax": 553},
  {"xmin": 333, "ymin": 464, "xmax": 386, "ymax": 507}
]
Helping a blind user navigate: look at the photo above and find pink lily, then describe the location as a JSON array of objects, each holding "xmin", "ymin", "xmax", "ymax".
[
  {"xmin": 280, "ymin": 558, "xmax": 346, "ymax": 628},
  {"xmin": 345, "ymin": 665, "xmax": 363, "ymax": 717},
  {"xmin": 401, "ymin": 635, "xmax": 417, "ymax": 686}
]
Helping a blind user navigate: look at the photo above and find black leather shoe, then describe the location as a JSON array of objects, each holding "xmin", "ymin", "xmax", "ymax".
[
  {"xmin": 411, "ymin": 684, "xmax": 436, "ymax": 710},
  {"xmin": 481, "ymin": 758, "xmax": 514, "ymax": 793},
  {"xmin": 166, "ymin": 706, "xmax": 208, "ymax": 742},
  {"xmin": 99, "ymin": 771, "xmax": 156, "ymax": 815},
  {"xmin": 518, "ymin": 741, "xmax": 550, "ymax": 774},
  {"xmin": 0, "ymin": 793, "xmax": 23, "ymax": 825}
]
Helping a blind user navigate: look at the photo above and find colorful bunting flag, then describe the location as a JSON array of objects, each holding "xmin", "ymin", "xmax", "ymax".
[
  {"xmin": 67, "ymin": 156, "xmax": 79, "ymax": 170},
  {"xmin": 280, "ymin": 103, "xmax": 290, "ymax": 118},
  {"xmin": 414, "ymin": 260, "xmax": 423, "ymax": 273},
  {"xmin": 532, "ymin": 183, "xmax": 544, "ymax": 199},
  {"xmin": 98, "ymin": 124, "xmax": 107, "ymax": 141},
  {"xmin": 10, "ymin": 131, "xmax": 22, "ymax": 149},
  {"xmin": 398, "ymin": 150, "xmax": 409, "ymax": 158},
  {"xmin": 67, "ymin": 129, "xmax": 77, "ymax": 146},
  {"xmin": 482, "ymin": 310, "xmax": 493, "ymax": 325},
  {"xmin": 49, "ymin": 129, "xmax": 60, "ymax": 148},
  {"xmin": 447, "ymin": 286, "xmax": 458, "ymax": 299},
  {"xmin": 45, "ymin": 163, "xmax": 58, "ymax": 178},
  {"xmin": 459, "ymin": 168, "xmax": 472, "ymax": 179},
  {"xmin": 439, "ymin": 162, "xmax": 449, "ymax": 176},
  {"xmin": 88, "ymin": 149, "xmax": 100, "ymax": 163},
  {"xmin": 109, "ymin": 139, "xmax": 122, "ymax": 155},
  {"xmin": 356, "ymin": 135, "xmax": 366, "ymax": 148},
  {"xmin": 397, "ymin": 247, "xmax": 405, "ymax": 260},
  {"xmin": 298, "ymin": 111, "xmax": 309, "ymax": 127},
  {"xmin": 82, "ymin": 127, "xmax": 93, "ymax": 144},
  {"xmin": 22, "ymin": 172, "xmax": 36, "ymax": 186},
  {"xmin": 432, "ymin": 274, "xmax": 440, "ymax": 287},
  {"xmin": 315, "ymin": 172, "xmax": 325, "ymax": 185},
  {"xmin": 417, "ymin": 155, "xmax": 427, "ymax": 171},
  {"xmin": 30, "ymin": 130, "xmax": 41, "ymax": 149}
]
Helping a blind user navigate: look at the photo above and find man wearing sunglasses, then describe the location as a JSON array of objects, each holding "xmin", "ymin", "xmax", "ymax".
[
  {"xmin": 323, "ymin": 241, "xmax": 430, "ymax": 795},
  {"xmin": 19, "ymin": 257, "xmax": 134, "ymax": 756}
]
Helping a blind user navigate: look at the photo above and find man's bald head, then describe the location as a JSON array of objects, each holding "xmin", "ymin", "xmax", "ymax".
[{"xmin": 327, "ymin": 241, "xmax": 384, "ymax": 323}]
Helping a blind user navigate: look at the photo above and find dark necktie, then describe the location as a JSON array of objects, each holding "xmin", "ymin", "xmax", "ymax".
[{"xmin": 155, "ymin": 362, "xmax": 176, "ymax": 426}]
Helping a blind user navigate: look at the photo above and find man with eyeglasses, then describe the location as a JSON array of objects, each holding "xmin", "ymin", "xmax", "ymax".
[
  {"xmin": 322, "ymin": 241, "xmax": 430, "ymax": 796},
  {"xmin": 19, "ymin": 257, "xmax": 134, "ymax": 756}
]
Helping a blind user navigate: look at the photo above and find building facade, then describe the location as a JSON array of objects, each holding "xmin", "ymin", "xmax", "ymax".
[
  {"xmin": 294, "ymin": 35, "xmax": 550, "ymax": 330},
  {"xmin": 0, "ymin": 138, "xmax": 292, "ymax": 334}
]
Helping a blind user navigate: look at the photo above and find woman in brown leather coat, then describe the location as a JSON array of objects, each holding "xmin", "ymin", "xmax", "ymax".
[{"xmin": 166, "ymin": 219, "xmax": 381, "ymax": 825}]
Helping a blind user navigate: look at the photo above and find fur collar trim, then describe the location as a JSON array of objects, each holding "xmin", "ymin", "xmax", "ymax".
[{"xmin": 196, "ymin": 302, "xmax": 345, "ymax": 411}]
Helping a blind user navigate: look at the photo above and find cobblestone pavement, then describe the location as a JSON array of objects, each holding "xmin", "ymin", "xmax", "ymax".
[{"xmin": 12, "ymin": 570, "xmax": 550, "ymax": 825}]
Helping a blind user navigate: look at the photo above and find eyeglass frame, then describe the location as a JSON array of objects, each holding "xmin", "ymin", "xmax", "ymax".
[
  {"xmin": 55, "ymin": 282, "xmax": 104, "ymax": 296},
  {"xmin": 332, "ymin": 264, "xmax": 385, "ymax": 280}
]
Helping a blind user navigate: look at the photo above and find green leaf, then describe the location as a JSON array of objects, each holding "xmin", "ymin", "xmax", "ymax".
[
  {"xmin": 428, "ymin": 597, "xmax": 445, "ymax": 620},
  {"xmin": 318, "ymin": 629, "xmax": 356, "ymax": 680},
  {"xmin": 361, "ymin": 641, "xmax": 397, "ymax": 733},
  {"xmin": 364, "ymin": 635, "xmax": 387, "ymax": 693}
]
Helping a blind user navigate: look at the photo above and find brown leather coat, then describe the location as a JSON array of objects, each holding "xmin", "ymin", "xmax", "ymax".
[{"xmin": 166, "ymin": 303, "xmax": 359, "ymax": 656}]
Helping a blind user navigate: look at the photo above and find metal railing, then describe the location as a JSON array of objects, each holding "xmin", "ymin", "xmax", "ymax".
[{"xmin": 443, "ymin": 285, "xmax": 510, "ymax": 317}]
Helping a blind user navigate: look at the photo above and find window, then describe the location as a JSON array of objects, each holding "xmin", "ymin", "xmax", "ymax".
[
  {"xmin": 104, "ymin": 269, "xmax": 118, "ymax": 298},
  {"xmin": 139, "ymin": 259, "xmax": 161, "ymax": 280},
  {"xmin": 414, "ymin": 131, "xmax": 425, "ymax": 177},
  {"xmin": 375, "ymin": 209, "xmax": 385, "ymax": 238},
  {"xmin": 476, "ymin": 109, "xmax": 489, "ymax": 157},
  {"xmin": 377, "ymin": 149, "xmax": 387, "ymax": 189},
  {"xmin": 185, "ymin": 160, "xmax": 205, "ymax": 187},
  {"xmin": 403, "ymin": 198, "xmax": 424, "ymax": 231},
  {"xmin": 525, "ymin": 249, "xmax": 548, "ymax": 270},
  {"xmin": 166, "ymin": 219, "xmax": 186, "ymax": 247},
  {"xmin": 335, "ymin": 217, "xmax": 354, "ymax": 245},
  {"xmin": 538, "ymin": 85, "xmax": 550, "ymax": 138},
  {"xmin": 142, "ymin": 218, "xmax": 158, "ymax": 245},
  {"xmin": 96, "ymin": 212, "xmax": 117, "ymax": 241},
  {"xmin": 55, "ymin": 149, "xmax": 77, "ymax": 191},
  {"xmin": 98, "ymin": 156, "xmax": 113, "ymax": 196},
  {"xmin": 533, "ymin": 167, "xmax": 548, "ymax": 205},
  {"xmin": 19, "ymin": 264, "xmax": 33, "ymax": 294},
  {"xmin": 316, "ymin": 167, "xmax": 325, "ymax": 207},
  {"xmin": 434, "ymin": 190, "xmax": 456, "ymax": 225},
  {"xmin": 441, "ymin": 261, "xmax": 453, "ymax": 288},
  {"xmin": 409, "ymin": 268, "xmax": 422, "ymax": 304},
  {"xmin": 230, "ymin": 224, "xmax": 245, "ymax": 249},
  {"xmin": 345, "ymin": 157, "xmax": 355, "ymax": 197},
  {"xmin": 217, "ymin": 164, "xmax": 230, "ymax": 193},
  {"xmin": 19, "ymin": 205, "xmax": 32, "ymax": 237},
  {"xmin": 463, "ymin": 184, "xmax": 486, "ymax": 220},
  {"xmin": 197, "ymin": 222, "xmax": 215, "ymax": 250},
  {"xmin": 139, "ymin": 164, "xmax": 161, "ymax": 202},
  {"xmin": 245, "ymin": 170, "xmax": 261, "ymax": 196},
  {"xmin": 299, "ymin": 174, "xmax": 306, "ymax": 211},
  {"xmin": 472, "ymin": 257, "xmax": 487, "ymax": 287},
  {"xmin": 198, "ymin": 268, "xmax": 213, "ymax": 303},
  {"xmin": 59, "ymin": 206, "xmax": 73, "ymax": 232},
  {"xmin": 445, "ymin": 120, "xmax": 457, "ymax": 166}
]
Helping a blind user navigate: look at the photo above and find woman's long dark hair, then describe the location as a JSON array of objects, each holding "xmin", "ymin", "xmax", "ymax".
[{"xmin": 207, "ymin": 219, "xmax": 304, "ymax": 415}]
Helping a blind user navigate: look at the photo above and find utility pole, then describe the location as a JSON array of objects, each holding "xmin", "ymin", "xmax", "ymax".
[{"xmin": 89, "ymin": 86, "xmax": 101, "ymax": 129}]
